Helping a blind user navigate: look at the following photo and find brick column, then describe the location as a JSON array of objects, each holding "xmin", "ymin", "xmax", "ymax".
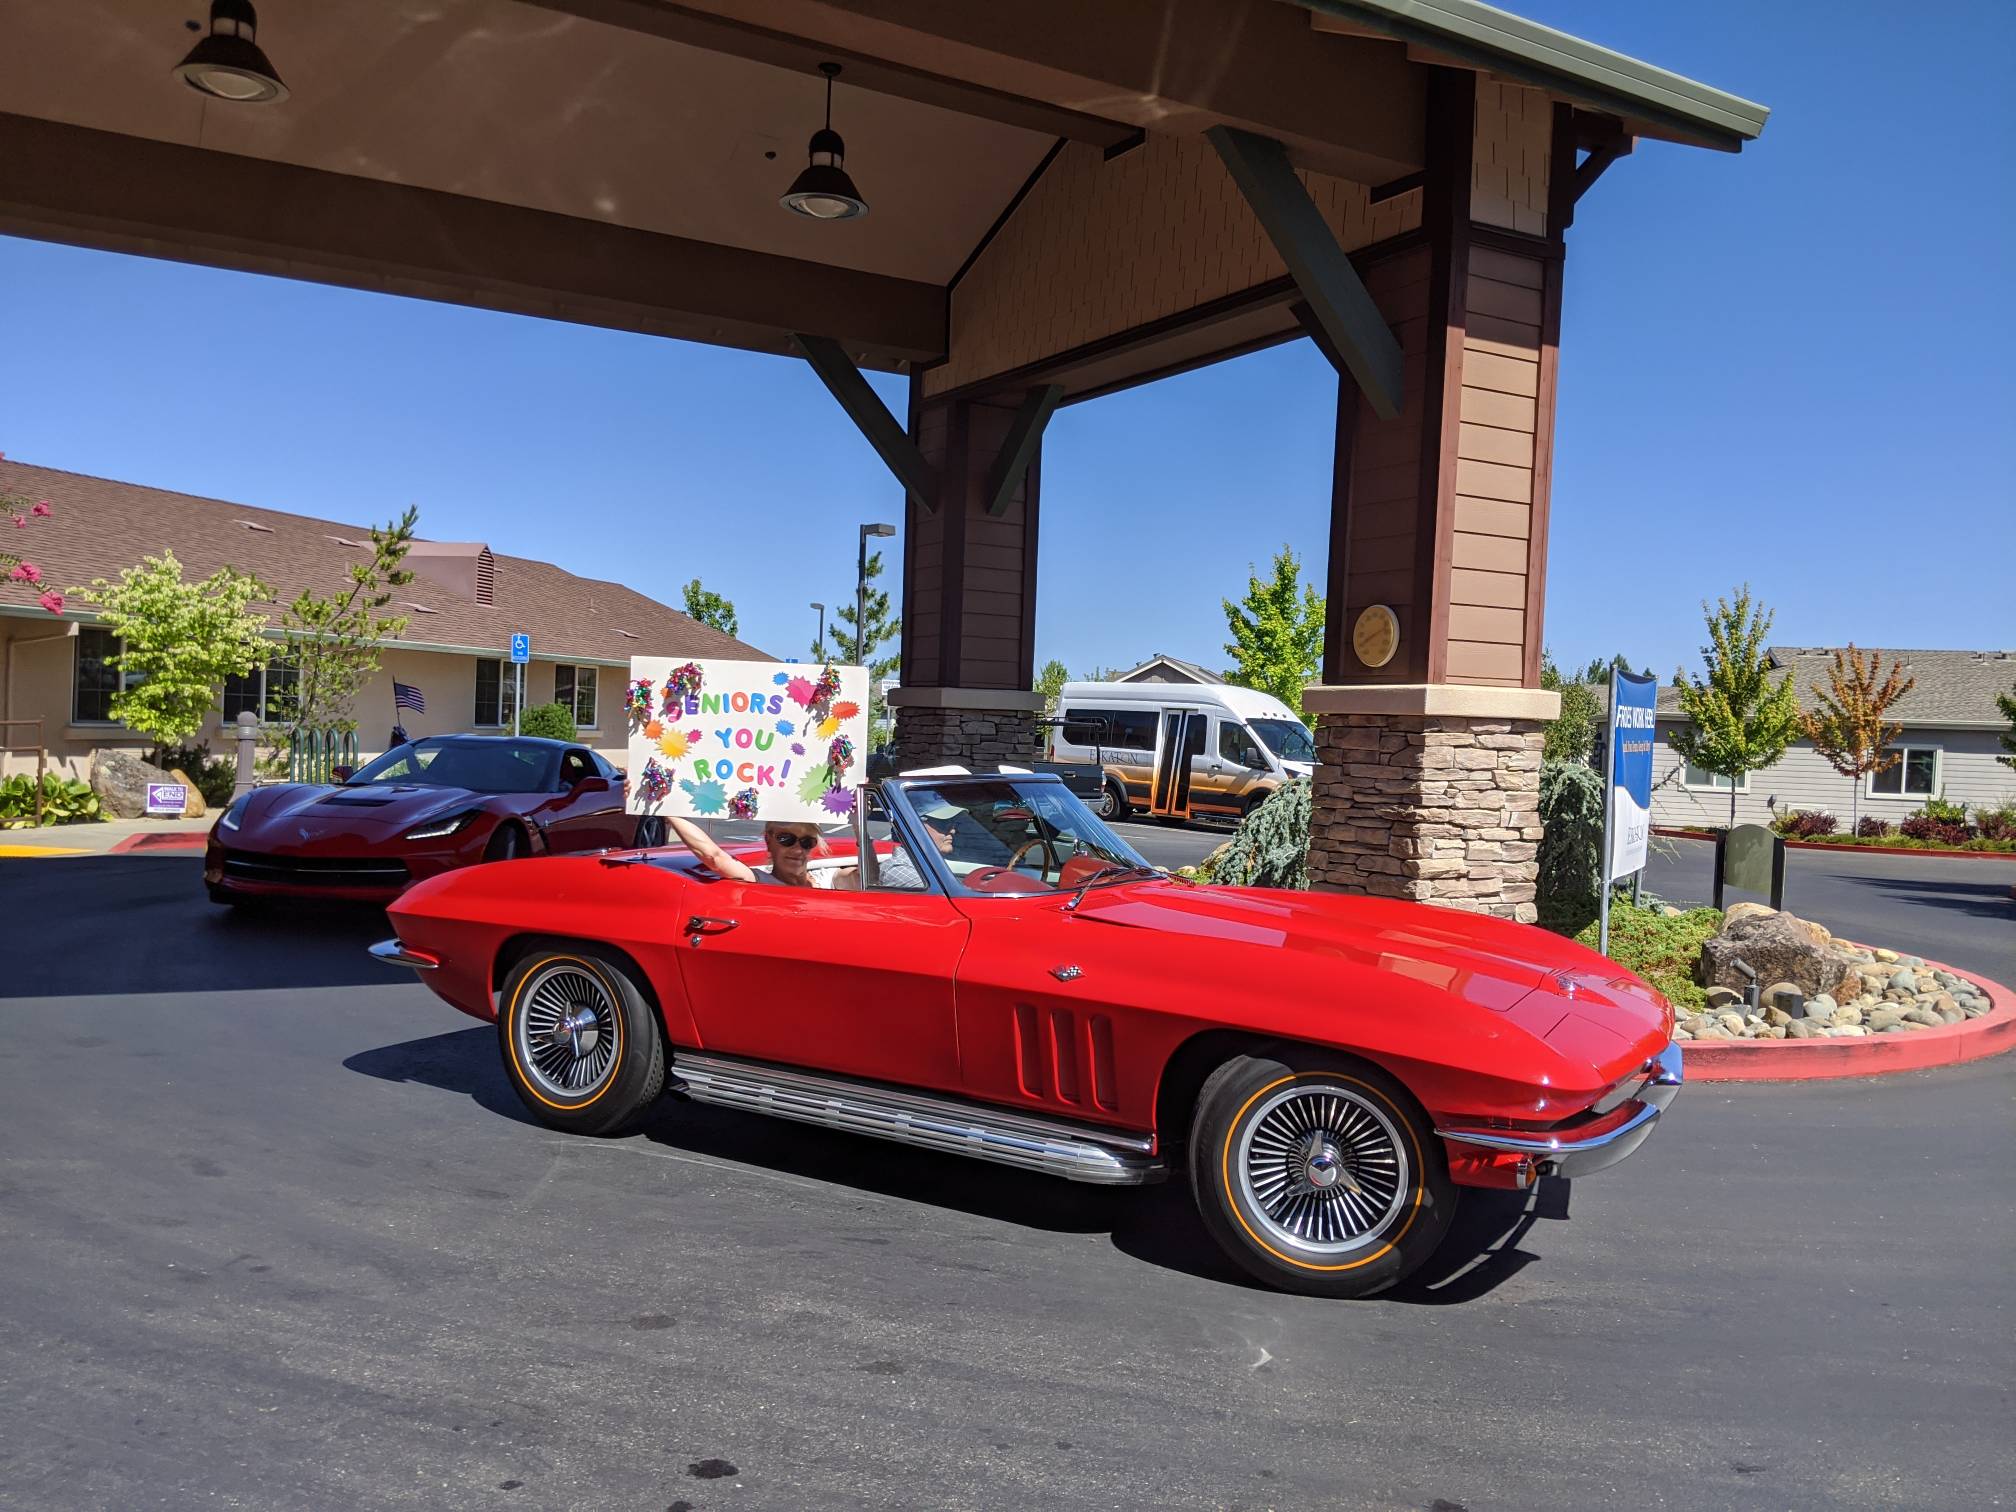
[
  {"xmin": 887, "ymin": 697, "xmax": 1041, "ymax": 771},
  {"xmin": 1304, "ymin": 686, "xmax": 1557, "ymax": 922}
]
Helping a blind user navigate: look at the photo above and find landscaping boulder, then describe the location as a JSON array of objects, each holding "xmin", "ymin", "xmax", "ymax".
[
  {"xmin": 90, "ymin": 750, "xmax": 177, "ymax": 820},
  {"xmin": 1697, "ymin": 907, "xmax": 1864, "ymax": 1002},
  {"xmin": 167, "ymin": 768, "xmax": 208, "ymax": 819}
]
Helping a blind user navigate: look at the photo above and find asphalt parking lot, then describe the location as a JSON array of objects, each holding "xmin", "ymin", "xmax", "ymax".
[{"xmin": 2, "ymin": 854, "xmax": 2011, "ymax": 1511}]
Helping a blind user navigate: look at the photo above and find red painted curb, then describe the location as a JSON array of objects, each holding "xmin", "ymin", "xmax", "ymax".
[
  {"xmin": 109, "ymin": 832, "xmax": 208, "ymax": 853},
  {"xmin": 1651, "ymin": 826, "xmax": 2016, "ymax": 861},
  {"xmin": 1682, "ymin": 956, "xmax": 2014, "ymax": 1082}
]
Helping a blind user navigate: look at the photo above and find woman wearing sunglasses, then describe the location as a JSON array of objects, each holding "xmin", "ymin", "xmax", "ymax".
[{"xmin": 664, "ymin": 815, "xmax": 848, "ymax": 888}]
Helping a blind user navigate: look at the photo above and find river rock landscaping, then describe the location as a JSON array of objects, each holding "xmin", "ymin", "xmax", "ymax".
[{"xmin": 1674, "ymin": 908, "xmax": 1996, "ymax": 1041}]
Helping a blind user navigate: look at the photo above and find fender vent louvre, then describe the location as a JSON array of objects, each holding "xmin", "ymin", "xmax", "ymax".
[
  {"xmin": 1012, "ymin": 1003, "xmax": 1041, "ymax": 1097},
  {"xmin": 1049, "ymin": 1008, "xmax": 1080, "ymax": 1104},
  {"xmin": 1089, "ymin": 1014, "xmax": 1117, "ymax": 1111}
]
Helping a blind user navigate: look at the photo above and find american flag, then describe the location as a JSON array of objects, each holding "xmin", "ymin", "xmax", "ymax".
[{"xmin": 392, "ymin": 681, "xmax": 426, "ymax": 713}]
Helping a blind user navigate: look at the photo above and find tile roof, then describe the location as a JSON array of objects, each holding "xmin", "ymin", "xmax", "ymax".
[
  {"xmin": 1655, "ymin": 646, "xmax": 2015, "ymax": 728},
  {"xmin": 0, "ymin": 459, "xmax": 767, "ymax": 665},
  {"xmin": 1115, "ymin": 652, "xmax": 1226, "ymax": 684}
]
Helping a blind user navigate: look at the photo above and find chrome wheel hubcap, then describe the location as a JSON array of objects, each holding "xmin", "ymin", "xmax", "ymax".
[
  {"xmin": 515, "ymin": 964, "xmax": 618, "ymax": 1098},
  {"xmin": 1237, "ymin": 1085, "xmax": 1408, "ymax": 1257}
]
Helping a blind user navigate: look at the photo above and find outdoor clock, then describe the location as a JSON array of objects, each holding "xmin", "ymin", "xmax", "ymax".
[{"xmin": 1352, "ymin": 604, "xmax": 1400, "ymax": 669}]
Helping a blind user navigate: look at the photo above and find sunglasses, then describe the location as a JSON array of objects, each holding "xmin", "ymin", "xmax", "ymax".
[{"xmin": 768, "ymin": 832, "xmax": 819, "ymax": 850}]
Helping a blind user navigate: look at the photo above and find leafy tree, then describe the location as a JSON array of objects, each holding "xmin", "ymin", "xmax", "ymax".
[
  {"xmin": 681, "ymin": 578, "xmax": 739, "ymax": 638},
  {"xmin": 520, "ymin": 701, "xmax": 578, "ymax": 742},
  {"xmin": 1802, "ymin": 645, "xmax": 1914, "ymax": 831},
  {"xmin": 1998, "ymin": 683, "xmax": 2016, "ymax": 771},
  {"xmin": 1033, "ymin": 657, "xmax": 1070, "ymax": 721},
  {"xmin": 280, "ymin": 507, "xmax": 418, "ymax": 739},
  {"xmin": 811, "ymin": 549, "xmax": 899, "ymax": 747},
  {"xmin": 1668, "ymin": 585, "xmax": 1801, "ymax": 827},
  {"xmin": 78, "ymin": 551, "xmax": 272, "ymax": 748},
  {"xmin": 1539, "ymin": 651, "xmax": 1604, "ymax": 766},
  {"xmin": 1221, "ymin": 544, "xmax": 1323, "ymax": 722}
]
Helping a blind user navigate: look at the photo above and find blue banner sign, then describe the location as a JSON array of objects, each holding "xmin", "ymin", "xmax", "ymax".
[{"xmin": 1606, "ymin": 671, "xmax": 1658, "ymax": 880}]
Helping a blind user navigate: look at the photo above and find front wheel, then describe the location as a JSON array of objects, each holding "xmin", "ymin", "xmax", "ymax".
[
  {"xmin": 485, "ymin": 823, "xmax": 527, "ymax": 862},
  {"xmin": 497, "ymin": 946, "xmax": 666, "ymax": 1135},
  {"xmin": 1189, "ymin": 1050, "xmax": 1455, "ymax": 1298}
]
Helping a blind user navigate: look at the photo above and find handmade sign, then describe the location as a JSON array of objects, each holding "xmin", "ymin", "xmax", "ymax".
[{"xmin": 624, "ymin": 657, "xmax": 870, "ymax": 823}]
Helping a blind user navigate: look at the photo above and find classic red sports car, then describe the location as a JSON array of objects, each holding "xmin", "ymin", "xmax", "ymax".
[
  {"xmin": 207, "ymin": 735, "xmax": 658, "ymax": 905},
  {"xmin": 375, "ymin": 771, "xmax": 1681, "ymax": 1297}
]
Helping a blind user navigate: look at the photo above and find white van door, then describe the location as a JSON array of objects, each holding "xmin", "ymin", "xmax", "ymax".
[{"xmin": 1148, "ymin": 707, "xmax": 1209, "ymax": 818}]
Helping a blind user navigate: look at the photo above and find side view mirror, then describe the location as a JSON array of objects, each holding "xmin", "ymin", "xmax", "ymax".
[
  {"xmin": 331, "ymin": 764, "xmax": 355, "ymax": 782},
  {"xmin": 574, "ymin": 773, "xmax": 610, "ymax": 793}
]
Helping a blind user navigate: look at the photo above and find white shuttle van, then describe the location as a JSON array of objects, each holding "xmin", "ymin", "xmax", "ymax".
[{"xmin": 1047, "ymin": 681, "xmax": 1315, "ymax": 822}]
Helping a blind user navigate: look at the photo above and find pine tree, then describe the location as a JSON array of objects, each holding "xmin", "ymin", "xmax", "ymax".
[
  {"xmin": 811, "ymin": 549, "xmax": 899, "ymax": 747},
  {"xmin": 1802, "ymin": 645, "xmax": 1914, "ymax": 831},
  {"xmin": 1668, "ymin": 585, "xmax": 1801, "ymax": 827},
  {"xmin": 1221, "ymin": 545, "xmax": 1323, "ymax": 723}
]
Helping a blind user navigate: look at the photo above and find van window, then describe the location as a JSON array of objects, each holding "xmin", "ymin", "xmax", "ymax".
[
  {"xmin": 1060, "ymin": 707, "xmax": 1158, "ymax": 751},
  {"xmin": 1219, "ymin": 722, "xmax": 1266, "ymax": 770},
  {"xmin": 1250, "ymin": 717, "xmax": 1316, "ymax": 764}
]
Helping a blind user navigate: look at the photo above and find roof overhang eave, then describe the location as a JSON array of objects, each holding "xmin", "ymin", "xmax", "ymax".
[{"xmin": 1297, "ymin": 0, "xmax": 1770, "ymax": 152}]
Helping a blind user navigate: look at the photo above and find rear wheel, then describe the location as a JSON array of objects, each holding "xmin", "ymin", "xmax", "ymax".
[
  {"xmin": 1098, "ymin": 778, "xmax": 1129, "ymax": 821},
  {"xmin": 497, "ymin": 946, "xmax": 666, "ymax": 1135},
  {"xmin": 1188, "ymin": 1049, "xmax": 1455, "ymax": 1298},
  {"xmin": 633, "ymin": 816, "xmax": 667, "ymax": 848}
]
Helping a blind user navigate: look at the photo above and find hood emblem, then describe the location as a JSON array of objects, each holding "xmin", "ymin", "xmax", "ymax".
[
  {"xmin": 1551, "ymin": 970, "xmax": 1578, "ymax": 1000},
  {"xmin": 1050, "ymin": 964, "xmax": 1082, "ymax": 982}
]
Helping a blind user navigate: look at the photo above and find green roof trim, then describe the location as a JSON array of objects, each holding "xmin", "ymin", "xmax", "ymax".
[{"xmin": 1298, "ymin": 0, "xmax": 1770, "ymax": 150}]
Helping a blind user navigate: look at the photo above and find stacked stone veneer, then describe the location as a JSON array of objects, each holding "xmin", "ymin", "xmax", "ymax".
[
  {"xmin": 1308, "ymin": 713, "xmax": 1547, "ymax": 923},
  {"xmin": 891, "ymin": 707, "xmax": 1040, "ymax": 774}
]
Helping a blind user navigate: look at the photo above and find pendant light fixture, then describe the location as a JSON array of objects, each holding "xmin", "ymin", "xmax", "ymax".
[
  {"xmin": 173, "ymin": 0, "xmax": 288, "ymax": 104},
  {"xmin": 781, "ymin": 62, "xmax": 868, "ymax": 221}
]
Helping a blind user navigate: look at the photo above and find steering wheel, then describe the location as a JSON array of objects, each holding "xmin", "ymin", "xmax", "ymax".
[{"xmin": 1006, "ymin": 833, "xmax": 1065, "ymax": 882}]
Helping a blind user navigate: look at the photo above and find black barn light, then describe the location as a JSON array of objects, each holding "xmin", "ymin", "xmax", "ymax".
[
  {"xmin": 781, "ymin": 62, "xmax": 868, "ymax": 221},
  {"xmin": 174, "ymin": 0, "xmax": 288, "ymax": 104}
]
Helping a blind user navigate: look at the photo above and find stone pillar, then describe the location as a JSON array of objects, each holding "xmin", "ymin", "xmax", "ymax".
[
  {"xmin": 1305, "ymin": 686, "xmax": 1556, "ymax": 922},
  {"xmin": 886, "ymin": 691, "xmax": 1043, "ymax": 772}
]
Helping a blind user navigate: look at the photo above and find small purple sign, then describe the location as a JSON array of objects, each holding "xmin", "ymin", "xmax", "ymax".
[{"xmin": 145, "ymin": 782, "xmax": 189, "ymax": 816}]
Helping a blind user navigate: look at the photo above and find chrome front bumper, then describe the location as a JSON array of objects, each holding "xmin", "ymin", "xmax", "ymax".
[
  {"xmin": 1435, "ymin": 1040, "xmax": 1684, "ymax": 1180},
  {"xmin": 368, "ymin": 938, "xmax": 438, "ymax": 971}
]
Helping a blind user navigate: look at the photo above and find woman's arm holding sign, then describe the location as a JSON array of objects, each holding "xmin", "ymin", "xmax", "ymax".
[{"xmin": 665, "ymin": 815, "xmax": 756, "ymax": 882}]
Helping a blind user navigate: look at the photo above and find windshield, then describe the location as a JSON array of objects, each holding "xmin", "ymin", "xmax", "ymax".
[
  {"xmin": 898, "ymin": 778, "xmax": 1155, "ymax": 897},
  {"xmin": 344, "ymin": 738, "xmax": 558, "ymax": 794},
  {"xmin": 1248, "ymin": 717, "xmax": 1316, "ymax": 763}
]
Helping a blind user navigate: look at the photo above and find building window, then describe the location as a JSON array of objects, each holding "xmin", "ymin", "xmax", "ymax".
[
  {"xmin": 221, "ymin": 658, "xmax": 298, "ymax": 724},
  {"xmin": 554, "ymin": 664, "xmax": 598, "ymax": 730},
  {"xmin": 1869, "ymin": 746, "xmax": 1940, "ymax": 799},
  {"xmin": 474, "ymin": 659, "xmax": 520, "ymax": 727},
  {"xmin": 73, "ymin": 626, "xmax": 142, "ymax": 724},
  {"xmin": 1681, "ymin": 760, "xmax": 1749, "ymax": 792}
]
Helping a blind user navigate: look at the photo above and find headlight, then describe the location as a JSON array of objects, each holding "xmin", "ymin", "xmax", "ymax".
[
  {"xmin": 219, "ymin": 796, "xmax": 249, "ymax": 832},
  {"xmin": 404, "ymin": 810, "xmax": 478, "ymax": 841}
]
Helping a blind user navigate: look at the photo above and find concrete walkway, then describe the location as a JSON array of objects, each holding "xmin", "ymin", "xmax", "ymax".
[{"xmin": 0, "ymin": 813, "xmax": 213, "ymax": 855}]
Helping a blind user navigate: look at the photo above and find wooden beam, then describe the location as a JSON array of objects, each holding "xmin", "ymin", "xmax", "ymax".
[
  {"xmin": 519, "ymin": 0, "xmax": 1140, "ymax": 152},
  {"xmin": 982, "ymin": 385, "xmax": 1063, "ymax": 516},
  {"xmin": 1206, "ymin": 126, "xmax": 1405, "ymax": 419},
  {"xmin": 0, "ymin": 112, "xmax": 944, "ymax": 368},
  {"xmin": 1571, "ymin": 137, "xmax": 1634, "ymax": 203},
  {"xmin": 792, "ymin": 334, "xmax": 940, "ymax": 509}
]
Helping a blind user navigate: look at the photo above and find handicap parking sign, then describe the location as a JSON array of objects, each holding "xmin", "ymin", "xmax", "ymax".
[{"xmin": 510, "ymin": 633, "xmax": 531, "ymax": 664}]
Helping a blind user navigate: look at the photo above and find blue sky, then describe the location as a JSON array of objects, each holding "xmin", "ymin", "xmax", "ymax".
[{"xmin": 1, "ymin": 0, "xmax": 2009, "ymax": 684}]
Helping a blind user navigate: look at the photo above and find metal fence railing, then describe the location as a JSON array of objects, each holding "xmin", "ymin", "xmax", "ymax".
[{"xmin": 288, "ymin": 728, "xmax": 359, "ymax": 785}]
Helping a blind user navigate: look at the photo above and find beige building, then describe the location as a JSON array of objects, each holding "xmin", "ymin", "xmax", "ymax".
[{"xmin": 0, "ymin": 460, "xmax": 765, "ymax": 779}]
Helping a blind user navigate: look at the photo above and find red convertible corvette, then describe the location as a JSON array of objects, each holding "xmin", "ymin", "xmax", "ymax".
[
  {"xmin": 207, "ymin": 735, "xmax": 657, "ymax": 905},
  {"xmin": 375, "ymin": 771, "xmax": 1681, "ymax": 1297}
]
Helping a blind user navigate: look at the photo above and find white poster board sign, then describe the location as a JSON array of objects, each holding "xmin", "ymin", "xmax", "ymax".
[{"xmin": 625, "ymin": 657, "xmax": 870, "ymax": 823}]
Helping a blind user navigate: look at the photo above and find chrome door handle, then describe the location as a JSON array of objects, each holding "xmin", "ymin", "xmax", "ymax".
[{"xmin": 685, "ymin": 916, "xmax": 738, "ymax": 945}]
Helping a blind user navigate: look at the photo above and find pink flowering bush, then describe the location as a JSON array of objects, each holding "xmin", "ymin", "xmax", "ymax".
[{"xmin": 0, "ymin": 451, "xmax": 60, "ymax": 615}]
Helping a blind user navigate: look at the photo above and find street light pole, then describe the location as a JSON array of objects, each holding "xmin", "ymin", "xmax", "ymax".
[
  {"xmin": 856, "ymin": 522, "xmax": 895, "ymax": 667},
  {"xmin": 811, "ymin": 601, "xmax": 825, "ymax": 655}
]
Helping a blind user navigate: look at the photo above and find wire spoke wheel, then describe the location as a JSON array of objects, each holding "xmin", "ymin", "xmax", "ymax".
[
  {"xmin": 513, "ymin": 962, "xmax": 619, "ymax": 1100},
  {"xmin": 1236, "ymin": 1084, "xmax": 1409, "ymax": 1258}
]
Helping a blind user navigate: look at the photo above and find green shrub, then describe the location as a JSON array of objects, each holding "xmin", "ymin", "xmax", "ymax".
[
  {"xmin": 519, "ymin": 702, "xmax": 578, "ymax": 742},
  {"xmin": 1204, "ymin": 778, "xmax": 1311, "ymax": 890},
  {"xmin": 1537, "ymin": 758, "xmax": 1604, "ymax": 935},
  {"xmin": 1572, "ymin": 899, "xmax": 1720, "ymax": 1013},
  {"xmin": 1913, "ymin": 795, "xmax": 1968, "ymax": 824},
  {"xmin": 0, "ymin": 773, "xmax": 103, "ymax": 828}
]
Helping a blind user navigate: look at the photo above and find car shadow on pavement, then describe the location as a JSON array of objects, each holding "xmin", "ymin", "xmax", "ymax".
[
  {"xmin": 346, "ymin": 1025, "xmax": 1557, "ymax": 1301},
  {"xmin": 1829, "ymin": 870, "xmax": 2015, "ymax": 925}
]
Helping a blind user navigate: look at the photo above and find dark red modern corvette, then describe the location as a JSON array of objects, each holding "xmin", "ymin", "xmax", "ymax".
[{"xmin": 205, "ymin": 735, "xmax": 655, "ymax": 905}]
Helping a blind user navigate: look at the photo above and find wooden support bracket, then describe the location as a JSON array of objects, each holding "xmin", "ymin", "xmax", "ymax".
[
  {"xmin": 982, "ymin": 384, "xmax": 1064, "ymax": 516},
  {"xmin": 1206, "ymin": 126, "xmax": 1404, "ymax": 419},
  {"xmin": 792, "ymin": 334, "xmax": 939, "ymax": 510}
]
